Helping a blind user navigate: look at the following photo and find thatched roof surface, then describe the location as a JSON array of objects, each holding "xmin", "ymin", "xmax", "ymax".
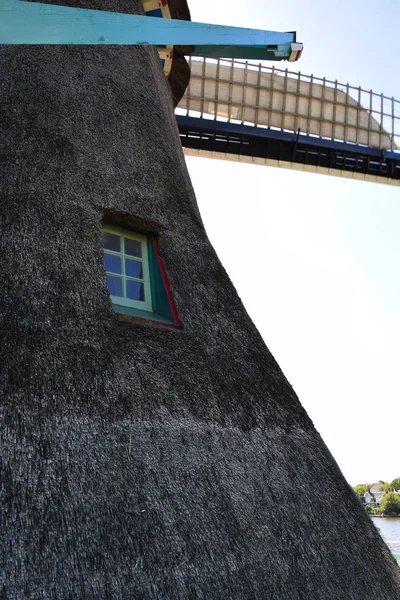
[{"xmin": 1, "ymin": 3, "xmax": 400, "ymax": 597}]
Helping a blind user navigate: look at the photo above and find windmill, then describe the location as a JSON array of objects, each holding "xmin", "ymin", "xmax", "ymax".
[{"xmin": 1, "ymin": 1, "xmax": 399, "ymax": 598}]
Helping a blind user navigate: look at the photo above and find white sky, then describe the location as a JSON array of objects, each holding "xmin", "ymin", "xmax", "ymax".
[{"xmin": 185, "ymin": 0, "xmax": 400, "ymax": 486}]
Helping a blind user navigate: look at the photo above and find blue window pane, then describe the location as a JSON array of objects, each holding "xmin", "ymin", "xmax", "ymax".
[
  {"xmin": 125, "ymin": 258, "xmax": 143, "ymax": 279},
  {"xmin": 103, "ymin": 232, "xmax": 120, "ymax": 253},
  {"xmin": 127, "ymin": 280, "xmax": 144, "ymax": 302},
  {"xmin": 104, "ymin": 253, "xmax": 122, "ymax": 274},
  {"xmin": 147, "ymin": 8, "xmax": 163, "ymax": 17},
  {"xmin": 107, "ymin": 275, "xmax": 123, "ymax": 297},
  {"xmin": 124, "ymin": 238, "xmax": 142, "ymax": 258}
]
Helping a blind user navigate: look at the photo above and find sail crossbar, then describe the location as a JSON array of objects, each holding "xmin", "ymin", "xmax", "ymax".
[{"xmin": 0, "ymin": 0, "xmax": 303, "ymax": 62}]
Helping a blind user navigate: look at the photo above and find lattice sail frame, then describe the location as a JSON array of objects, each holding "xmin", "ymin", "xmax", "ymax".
[{"xmin": 179, "ymin": 57, "xmax": 400, "ymax": 152}]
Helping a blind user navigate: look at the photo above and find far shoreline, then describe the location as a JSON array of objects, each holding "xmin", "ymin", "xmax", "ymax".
[{"xmin": 370, "ymin": 514, "xmax": 400, "ymax": 518}]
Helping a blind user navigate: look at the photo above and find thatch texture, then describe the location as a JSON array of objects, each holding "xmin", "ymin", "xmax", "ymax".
[{"xmin": 1, "ymin": 1, "xmax": 399, "ymax": 597}]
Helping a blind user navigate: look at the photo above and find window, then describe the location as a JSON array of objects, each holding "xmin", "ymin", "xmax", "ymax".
[{"xmin": 102, "ymin": 225, "xmax": 180, "ymax": 326}]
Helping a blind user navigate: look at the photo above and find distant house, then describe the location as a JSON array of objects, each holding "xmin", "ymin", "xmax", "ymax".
[
  {"xmin": 368, "ymin": 483, "xmax": 387, "ymax": 506},
  {"xmin": 361, "ymin": 483, "xmax": 399, "ymax": 508},
  {"xmin": 363, "ymin": 489, "xmax": 379, "ymax": 507}
]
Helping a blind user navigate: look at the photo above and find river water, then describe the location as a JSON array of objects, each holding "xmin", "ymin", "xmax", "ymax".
[{"xmin": 371, "ymin": 517, "xmax": 400, "ymax": 565}]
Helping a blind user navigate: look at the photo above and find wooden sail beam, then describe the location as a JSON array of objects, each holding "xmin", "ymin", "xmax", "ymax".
[{"xmin": 0, "ymin": 0, "xmax": 303, "ymax": 61}]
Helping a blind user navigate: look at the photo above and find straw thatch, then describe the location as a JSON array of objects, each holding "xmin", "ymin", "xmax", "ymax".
[{"xmin": 1, "ymin": 0, "xmax": 400, "ymax": 598}]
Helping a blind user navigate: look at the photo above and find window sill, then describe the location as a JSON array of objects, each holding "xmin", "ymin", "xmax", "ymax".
[{"xmin": 113, "ymin": 303, "xmax": 182, "ymax": 329}]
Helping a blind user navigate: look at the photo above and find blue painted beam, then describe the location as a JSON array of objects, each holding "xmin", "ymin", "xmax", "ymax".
[
  {"xmin": 0, "ymin": 0, "xmax": 302, "ymax": 61},
  {"xmin": 195, "ymin": 43, "xmax": 297, "ymax": 61}
]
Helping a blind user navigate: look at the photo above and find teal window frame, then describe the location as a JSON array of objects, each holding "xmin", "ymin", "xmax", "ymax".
[
  {"xmin": 103, "ymin": 225, "xmax": 152, "ymax": 312},
  {"xmin": 102, "ymin": 224, "xmax": 177, "ymax": 325}
]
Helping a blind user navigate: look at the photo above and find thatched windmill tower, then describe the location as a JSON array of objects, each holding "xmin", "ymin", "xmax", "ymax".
[{"xmin": 1, "ymin": 0, "xmax": 400, "ymax": 597}]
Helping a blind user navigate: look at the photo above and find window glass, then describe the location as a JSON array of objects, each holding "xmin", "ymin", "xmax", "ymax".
[
  {"xmin": 107, "ymin": 275, "xmax": 123, "ymax": 297},
  {"xmin": 126, "ymin": 280, "xmax": 145, "ymax": 301},
  {"xmin": 103, "ymin": 232, "xmax": 120, "ymax": 253},
  {"xmin": 125, "ymin": 258, "xmax": 143, "ymax": 279},
  {"xmin": 104, "ymin": 254, "xmax": 122, "ymax": 274},
  {"xmin": 124, "ymin": 238, "xmax": 142, "ymax": 258}
]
